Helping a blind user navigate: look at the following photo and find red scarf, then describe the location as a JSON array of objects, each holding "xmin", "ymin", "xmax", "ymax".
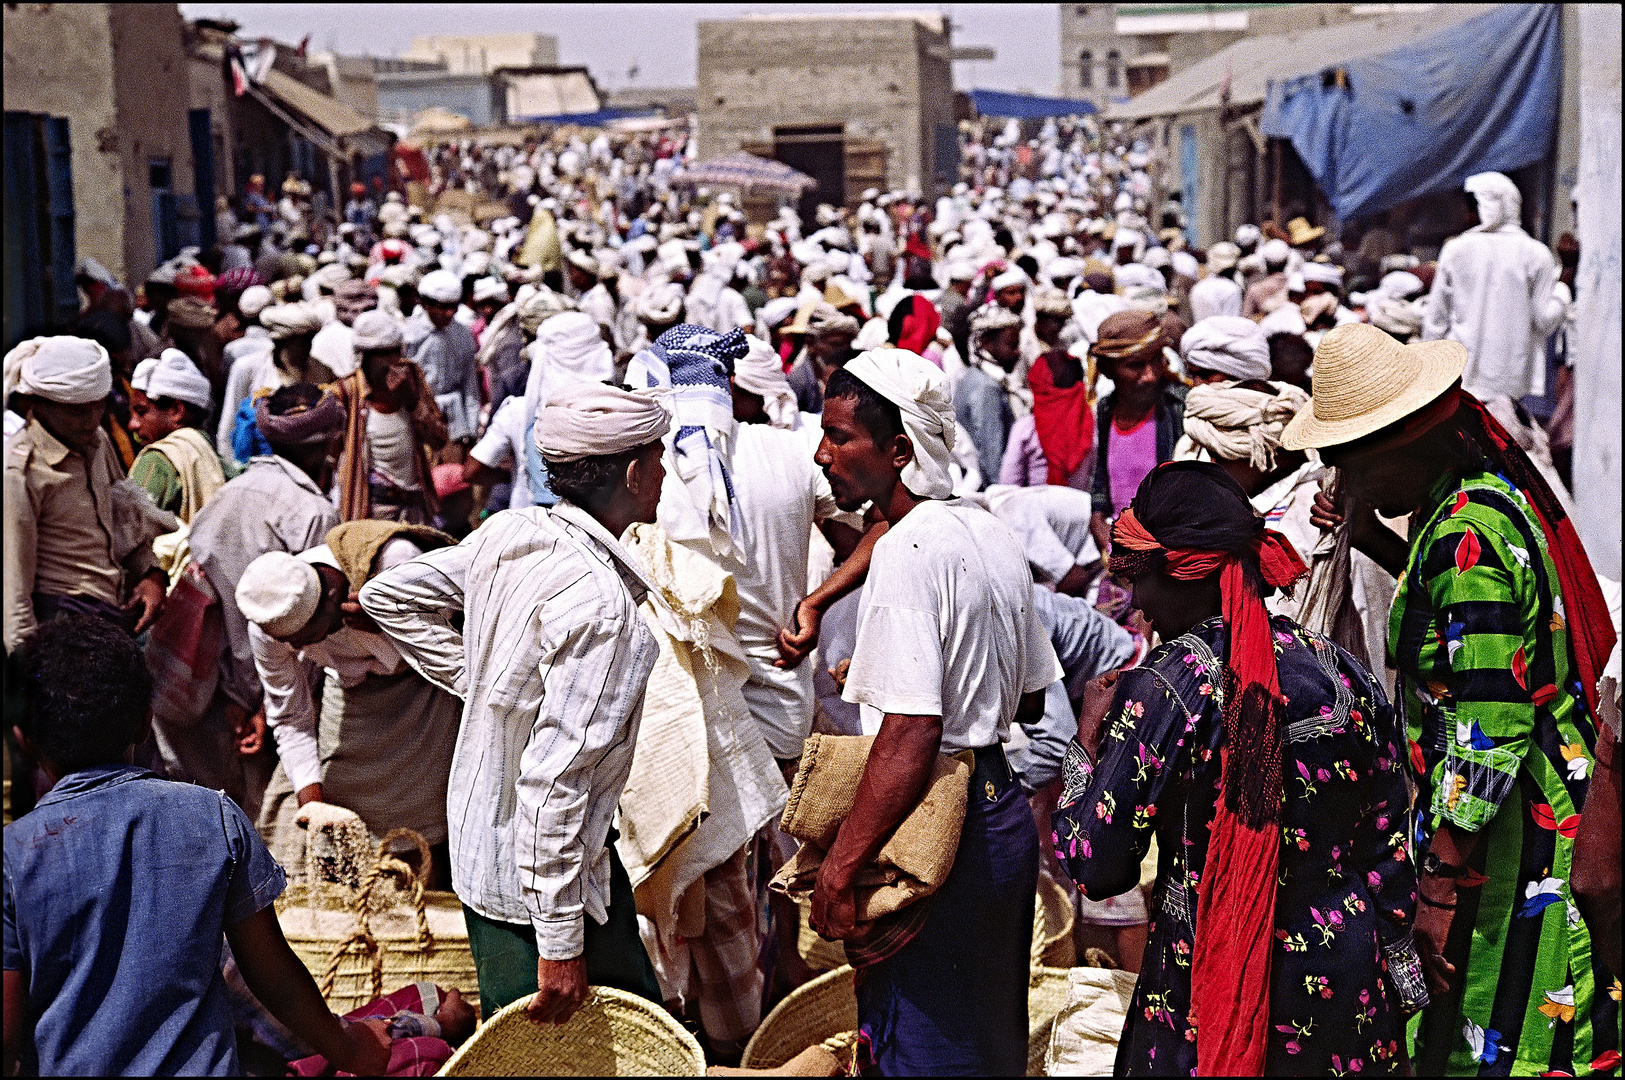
[
  {"xmin": 1111, "ymin": 509, "xmax": 1308, "ymax": 1076},
  {"xmin": 895, "ymin": 294, "xmax": 941, "ymax": 355},
  {"xmin": 1028, "ymin": 350, "xmax": 1094, "ymax": 485}
]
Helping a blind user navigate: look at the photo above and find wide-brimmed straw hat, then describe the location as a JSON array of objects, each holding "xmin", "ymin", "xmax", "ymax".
[
  {"xmin": 1287, "ymin": 216, "xmax": 1325, "ymax": 247},
  {"xmin": 1280, "ymin": 323, "xmax": 1466, "ymax": 450}
]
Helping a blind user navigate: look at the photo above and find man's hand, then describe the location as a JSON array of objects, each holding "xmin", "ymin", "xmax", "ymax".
[
  {"xmin": 341, "ymin": 592, "xmax": 380, "ymax": 634},
  {"xmin": 528, "ymin": 956, "xmax": 589, "ymax": 1025},
  {"xmin": 1078, "ymin": 672, "xmax": 1120, "ymax": 756},
  {"xmin": 828, "ymin": 657, "xmax": 851, "ymax": 692},
  {"xmin": 810, "ymin": 865, "xmax": 858, "ymax": 942},
  {"xmin": 1414, "ymin": 885, "xmax": 1458, "ymax": 996},
  {"xmin": 775, "ymin": 599, "xmax": 822, "ymax": 670},
  {"xmin": 123, "ymin": 569, "xmax": 167, "ymax": 634},
  {"xmin": 296, "ymin": 783, "xmax": 325, "ymax": 807},
  {"xmin": 230, "ymin": 705, "xmax": 267, "ymax": 756},
  {"xmin": 329, "ymin": 1018, "xmax": 392, "ymax": 1076}
]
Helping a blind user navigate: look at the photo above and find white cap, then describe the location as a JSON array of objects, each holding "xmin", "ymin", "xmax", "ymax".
[
  {"xmin": 236, "ymin": 551, "xmax": 321, "ymax": 638},
  {"xmin": 1260, "ymin": 238, "xmax": 1291, "ymax": 266},
  {"xmin": 417, "ymin": 269, "xmax": 461, "ymax": 304},
  {"xmin": 238, "ymin": 285, "xmax": 273, "ymax": 317}
]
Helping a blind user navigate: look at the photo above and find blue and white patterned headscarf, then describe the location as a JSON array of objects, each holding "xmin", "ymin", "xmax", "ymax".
[{"xmin": 626, "ymin": 324, "xmax": 750, "ymax": 560}]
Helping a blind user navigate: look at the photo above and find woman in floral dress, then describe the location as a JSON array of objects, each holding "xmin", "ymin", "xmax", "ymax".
[{"xmin": 1053, "ymin": 462, "xmax": 1425, "ymax": 1075}]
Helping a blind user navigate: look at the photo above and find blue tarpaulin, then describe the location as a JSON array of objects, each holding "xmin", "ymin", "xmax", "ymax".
[
  {"xmin": 1260, "ymin": 4, "xmax": 1561, "ymax": 222},
  {"xmin": 516, "ymin": 107, "xmax": 660, "ymax": 127},
  {"xmin": 970, "ymin": 89, "xmax": 1098, "ymax": 119}
]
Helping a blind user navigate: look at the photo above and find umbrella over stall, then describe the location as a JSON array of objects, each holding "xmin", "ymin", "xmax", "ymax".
[{"xmin": 671, "ymin": 151, "xmax": 818, "ymax": 194}]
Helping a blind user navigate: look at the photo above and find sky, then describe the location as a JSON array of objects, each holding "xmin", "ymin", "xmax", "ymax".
[{"xmin": 176, "ymin": 3, "xmax": 1063, "ymax": 95}]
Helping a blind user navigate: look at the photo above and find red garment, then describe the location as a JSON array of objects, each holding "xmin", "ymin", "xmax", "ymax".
[
  {"xmin": 1028, "ymin": 351, "xmax": 1094, "ymax": 486},
  {"xmin": 895, "ymin": 295, "xmax": 941, "ymax": 355},
  {"xmin": 1111, "ymin": 508, "xmax": 1308, "ymax": 1076},
  {"xmin": 286, "ymin": 983, "xmax": 454, "ymax": 1077}
]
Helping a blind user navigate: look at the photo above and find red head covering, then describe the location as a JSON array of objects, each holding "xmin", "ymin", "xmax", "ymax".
[
  {"xmin": 1111, "ymin": 462, "xmax": 1309, "ymax": 1077},
  {"xmin": 893, "ymin": 294, "xmax": 941, "ymax": 355},
  {"xmin": 1028, "ymin": 350, "xmax": 1094, "ymax": 485},
  {"xmin": 174, "ymin": 264, "xmax": 217, "ymax": 301}
]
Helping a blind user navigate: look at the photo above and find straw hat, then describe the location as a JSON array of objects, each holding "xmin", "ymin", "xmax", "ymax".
[
  {"xmin": 1280, "ymin": 323, "xmax": 1466, "ymax": 451},
  {"xmin": 1287, "ymin": 216, "xmax": 1326, "ymax": 247}
]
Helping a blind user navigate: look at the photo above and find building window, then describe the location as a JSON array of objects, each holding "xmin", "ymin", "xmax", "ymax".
[
  {"xmin": 1080, "ymin": 50, "xmax": 1093, "ymax": 89},
  {"xmin": 1107, "ymin": 49, "xmax": 1121, "ymax": 89}
]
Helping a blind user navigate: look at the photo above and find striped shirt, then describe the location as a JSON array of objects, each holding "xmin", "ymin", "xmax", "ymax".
[{"xmin": 358, "ymin": 501, "xmax": 660, "ymax": 960}]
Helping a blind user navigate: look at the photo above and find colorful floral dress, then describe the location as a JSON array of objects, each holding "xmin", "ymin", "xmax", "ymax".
[
  {"xmin": 1392, "ymin": 468, "xmax": 1619, "ymax": 1075},
  {"xmin": 1053, "ymin": 615, "xmax": 1420, "ymax": 1075}
]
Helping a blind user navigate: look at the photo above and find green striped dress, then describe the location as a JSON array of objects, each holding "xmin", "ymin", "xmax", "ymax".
[{"xmin": 1391, "ymin": 468, "xmax": 1619, "ymax": 1075}]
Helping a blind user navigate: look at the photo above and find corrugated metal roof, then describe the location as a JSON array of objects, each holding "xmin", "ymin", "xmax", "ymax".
[
  {"xmin": 262, "ymin": 68, "xmax": 377, "ymax": 137},
  {"xmin": 1106, "ymin": 3, "xmax": 1501, "ymax": 120}
]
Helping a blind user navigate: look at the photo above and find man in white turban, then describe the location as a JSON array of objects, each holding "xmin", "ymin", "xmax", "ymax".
[
  {"xmin": 1422, "ymin": 171, "xmax": 1568, "ymax": 402},
  {"xmin": 1242, "ymin": 238, "xmax": 1293, "ymax": 318},
  {"xmin": 410, "ymin": 269, "xmax": 481, "ymax": 443},
  {"xmin": 127, "ymin": 349, "xmax": 227, "ymax": 523},
  {"xmin": 361, "ymin": 378, "xmax": 671, "ymax": 1027},
  {"xmin": 4, "ymin": 336, "xmax": 167, "ymax": 654},
  {"xmin": 1189, "ymin": 241, "xmax": 1244, "ymax": 322},
  {"xmin": 804, "ymin": 348, "xmax": 1062, "ymax": 1075},
  {"xmin": 1180, "ymin": 316, "xmax": 1272, "ymax": 384}
]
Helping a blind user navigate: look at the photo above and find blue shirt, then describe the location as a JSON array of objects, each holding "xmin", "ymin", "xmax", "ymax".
[{"xmin": 3, "ymin": 766, "xmax": 286, "ymax": 1076}]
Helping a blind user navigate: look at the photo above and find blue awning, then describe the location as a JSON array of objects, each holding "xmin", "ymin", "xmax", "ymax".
[
  {"xmin": 969, "ymin": 89, "xmax": 1098, "ymax": 119},
  {"xmin": 1260, "ymin": 4, "xmax": 1561, "ymax": 222},
  {"xmin": 515, "ymin": 107, "xmax": 660, "ymax": 128}
]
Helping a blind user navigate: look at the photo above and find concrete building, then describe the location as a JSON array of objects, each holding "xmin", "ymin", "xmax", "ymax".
[
  {"xmin": 309, "ymin": 52, "xmax": 382, "ymax": 121},
  {"xmin": 697, "ymin": 11, "xmax": 957, "ymax": 211},
  {"xmin": 1060, "ymin": 4, "xmax": 1417, "ymax": 108},
  {"xmin": 402, "ymin": 33, "xmax": 558, "ymax": 76}
]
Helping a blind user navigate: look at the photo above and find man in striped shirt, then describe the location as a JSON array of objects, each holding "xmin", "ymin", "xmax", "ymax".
[{"xmin": 360, "ymin": 382, "xmax": 671, "ymax": 1023}]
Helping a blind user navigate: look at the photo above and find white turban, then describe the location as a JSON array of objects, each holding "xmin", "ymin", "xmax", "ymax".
[
  {"xmin": 841, "ymin": 348, "xmax": 957, "ymax": 500},
  {"xmin": 417, "ymin": 269, "xmax": 461, "ymax": 304},
  {"xmin": 132, "ymin": 348, "xmax": 212, "ymax": 410},
  {"xmin": 351, "ymin": 310, "xmax": 403, "ymax": 352},
  {"xmin": 236, "ymin": 550, "xmax": 323, "ymax": 638},
  {"xmin": 535, "ymin": 381, "xmax": 671, "ymax": 463},
  {"xmin": 989, "ymin": 267, "xmax": 1031, "ymax": 292},
  {"xmin": 1112, "ymin": 228, "xmax": 1142, "ymax": 250},
  {"xmin": 460, "ymin": 252, "xmax": 492, "ymax": 279},
  {"xmin": 757, "ymin": 296, "xmax": 800, "ymax": 331},
  {"xmin": 4, "ymin": 336, "xmax": 112, "ymax": 405},
  {"xmin": 1260, "ymin": 238, "xmax": 1292, "ymax": 266},
  {"xmin": 1301, "ymin": 261, "xmax": 1343, "ymax": 286},
  {"xmin": 471, "ymin": 278, "xmax": 507, "ymax": 304},
  {"xmin": 238, "ymin": 285, "xmax": 273, "ymax": 317},
  {"xmin": 1465, "ymin": 171, "xmax": 1521, "ymax": 232},
  {"xmin": 657, "ymin": 239, "xmax": 690, "ymax": 274},
  {"xmin": 260, "ymin": 302, "xmax": 324, "ymax": 340},
  {"xmin": 1181, "ymin": 381, "xmax": 1310, "ymax": 471},
  {"xmin": 637, "ymin": 281, "xmax": 685, "ymax": 324},
  {"xmin": 1378, "ymin": 271, "xmax": 1424, "ymax": 299},
  {"xmin": 1170, "ymin": 251, "xmax": 1199, "ymax": 280},
  {"xmin": 734, "ymin": 335, "xmax": 798, "ymax": 429},
  {"xmin": 535, "ymin": 311, "xmax": 613, "ymax": 387},
  {"xmin": 1180, "ymin": 316, "xmax": 1272, "ymax": 382},
  {"xmin": 1258, "ymin": 303, "xmax": 1308, "ymax": 338},
  {"xmin": 1141, "ymin": 247, "xmax": 1171, "ymax": 270},
  {"xmin": 1113, "ymin": 263, "xmax": 1164, "ymax": 291},
  {"xmin": 1234, "ymin": 224, "xmax": 1261, "ymax": 247},
  {"xmin": 944, "ymin": 258, "xmax": 977, "ymax": 283},
  {"xmin": 1367, "ymin": 295, "xmax": 1424, "ymax": 340}
]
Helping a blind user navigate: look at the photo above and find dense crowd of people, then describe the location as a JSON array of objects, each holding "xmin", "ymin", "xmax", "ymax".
[{"xmin": 3, "ymin": 109, "xmax": 1619, "ymax": 1079}]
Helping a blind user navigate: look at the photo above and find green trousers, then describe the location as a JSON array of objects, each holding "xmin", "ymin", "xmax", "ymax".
[{"xmin": 462, "ymin": 839, "xmax": 662, "ymax": 1019}]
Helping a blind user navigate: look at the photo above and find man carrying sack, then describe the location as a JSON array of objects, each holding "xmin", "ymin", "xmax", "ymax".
[{"xmin": 804, "ymin": 348, "xmax": 1062, "ymax": 1075}]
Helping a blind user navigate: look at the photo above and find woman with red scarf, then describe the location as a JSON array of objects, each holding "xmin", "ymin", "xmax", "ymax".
[{"xmin": 1052, "ymin": 461, "xmax": 1424, "ymax": 1075}]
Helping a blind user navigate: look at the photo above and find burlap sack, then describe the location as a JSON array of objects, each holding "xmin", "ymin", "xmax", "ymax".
[{"xmin": 769, "ymin": 734, "xmax": 972, "ymax": 921}]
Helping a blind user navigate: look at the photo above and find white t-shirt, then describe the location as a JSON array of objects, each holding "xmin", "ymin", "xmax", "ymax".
[
  {"xmin": 469, "ymin": 395, "xmax": 531, "ymax": 508},
  {"xmin": 843, "ymin": 499, "xmax": 1062, "ymax": 753},
  {"xmin": 730, "ymin": 422, "xmax": 846, "ymax": 759},
  {"xmin": 366, "ymin": 407, "xmax": 420, "ymax": 491},
  {"xmin": 983, "ymin": 484, "xmax": 1101, "ymax": 585}
]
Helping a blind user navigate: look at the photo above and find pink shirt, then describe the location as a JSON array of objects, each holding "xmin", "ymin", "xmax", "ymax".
[{"xmin": 1107, "ymin": 413, "xmax": 1158, "ymax": 515}]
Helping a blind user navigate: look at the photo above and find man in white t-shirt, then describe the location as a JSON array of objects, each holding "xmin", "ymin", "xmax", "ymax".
[{"xmin": 809, "ymin": 349, "xmax": 1062, "ymax": 1075}]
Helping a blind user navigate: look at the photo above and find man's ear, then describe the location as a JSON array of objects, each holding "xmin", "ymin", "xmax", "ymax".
[{"xmin": 889, "ymin": 432, "xmax": 917, "ymax": 473}]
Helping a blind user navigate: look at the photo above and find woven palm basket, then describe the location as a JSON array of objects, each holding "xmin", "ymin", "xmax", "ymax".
[
  {"xmin": 740, "ymin": 963, "xmax": 1075, "ymax": 1076},
  {"xmin": 276, "ymin": 827, "xmax": 478, "ymax": 1016},
  {"xmin": 741, "ymin": 965, "xmax": 859, "ymax": 1070},
  {"xmin": 437, "ymin": 987, "xmax": 706, "ymax": 1076},
  {"xmin": 1033, "ymin": 875, "xmax": 1077, "ymax": 968}
]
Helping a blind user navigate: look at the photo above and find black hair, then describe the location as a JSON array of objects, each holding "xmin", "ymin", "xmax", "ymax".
[
  {"xmin": 72, "ymin": 309, "xmax": 132, "ymax": 357},
  {"xmin": 1014, "ymin": 254, "xmax": 1040, "ymax": 280},
  {"xmin": 547, "ymin": 446, "xmax": 643, "ymax": 506},
  {"xmin": 825, "ymin": 366, "xmax": 904, "ymax": 449},
  {"xmin": 267, "ymin": 382, "xmax": 323, "ymax": 416},
  {"xmin": 149, "ymin": 396, "xmax": 210, "ymax": 429},
  {"xmin": 17, "ymin": 615, "xmax": 152, "ymax": 771},
  {"xmin": 886, "ymin": 298, "xmax": 915, "ymax": 345}
]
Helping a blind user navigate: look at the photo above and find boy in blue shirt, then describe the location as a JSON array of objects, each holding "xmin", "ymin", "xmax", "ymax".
[{"xmin": 3, "ymin": 616, "xmax": 391, "ymax": 1076}]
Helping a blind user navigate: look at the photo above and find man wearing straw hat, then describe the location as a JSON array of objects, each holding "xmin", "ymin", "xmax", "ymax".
[
  {"xmin": 1284, "ymin": 323, "xmax": 1617, "ymax": 1075},
  {"xmin": 808, "ymin": 348, "xmax": 1061, "ymax": 1074},
  {"xmin": 361, "ymin": 382, "xmax": 671, "ymax": 1024}
]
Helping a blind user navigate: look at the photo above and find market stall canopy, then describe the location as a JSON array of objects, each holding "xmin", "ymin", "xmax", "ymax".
[
  {"xmin": 672, "ymin": 152, "xmax": 817, "ymax": 194},
  {"xmin": 501, "ymin": 67, "xmax": 603, "ymax": 123},
  {"xmin": 408, "ymin": 107, "xmax": 473, "ymax": 139},
  {"xmin": 1260, "ymin": 4, "xmax": 1561, "ymax": 222},
  {"xmin": 969, "ymin": 89, "xmax": 1098, "ymax": 119},
  {"xmin": 1105, "ymin": 3, "xmax": 1497, "ymax": 122}
]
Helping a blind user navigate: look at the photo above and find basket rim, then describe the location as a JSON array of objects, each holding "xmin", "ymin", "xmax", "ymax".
[
  {"xmin": 437, "ymin": 985, "xmax": 704, "ymax": 1076},
  {"xmin": 740, "ymin": 963, "xmax": 858, "ymax": 1069}
]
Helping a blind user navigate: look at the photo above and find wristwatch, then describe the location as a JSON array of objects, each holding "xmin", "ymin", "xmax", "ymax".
[{"xmin": 1420, "ymin": 850, "xmax": 1466, "ymax": 878}]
